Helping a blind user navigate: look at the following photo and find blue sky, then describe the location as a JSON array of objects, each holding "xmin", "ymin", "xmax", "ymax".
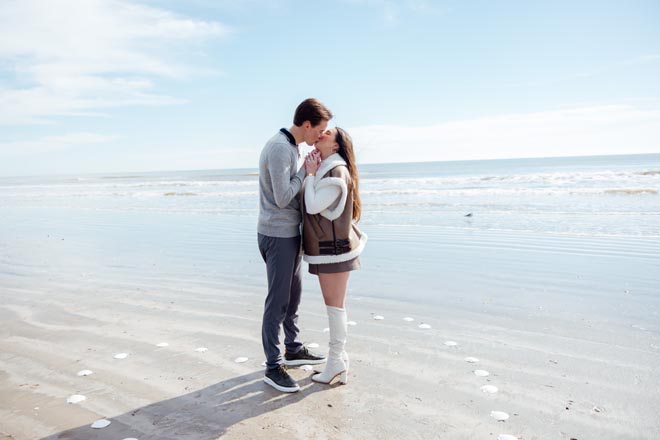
[{"xmin": 1, "ymin": 0, "xmax": 659, "ymax": 176}]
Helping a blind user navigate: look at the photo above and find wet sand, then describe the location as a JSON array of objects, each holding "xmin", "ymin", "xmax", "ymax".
[{"xmin": 1, "ymin": 209, "xmax": 659, "ymax": 439}]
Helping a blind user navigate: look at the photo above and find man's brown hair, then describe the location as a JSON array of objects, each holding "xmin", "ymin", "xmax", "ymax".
[{"xmin": 293, "ymin": 98, "xmax": 333, "ymax": 127}]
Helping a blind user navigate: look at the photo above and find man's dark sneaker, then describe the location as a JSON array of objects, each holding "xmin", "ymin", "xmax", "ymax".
[
  {"xmin": 263, "ymin": 365, "xmax": 300, "ymax": 393},
  {"xmin": 283, "ymin": 346, "xmax": 327, "ymax": 366}
]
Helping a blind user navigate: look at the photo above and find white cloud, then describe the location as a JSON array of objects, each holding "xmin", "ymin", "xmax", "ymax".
[
  {"xmin": 0, "ymin": 132, "xmax": 119, "ymax": 155},
  {"xmin": 349, "ymin": 105, "xmax": 660, "ymax": 164},
  {"xmin": 0, "ymin": 0, "xmax": 228, "ymax": 125}
]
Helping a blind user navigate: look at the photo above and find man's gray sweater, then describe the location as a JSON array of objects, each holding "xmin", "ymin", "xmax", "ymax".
[{"xmin": 258, "ymin": 130, "xmax": 307, "ymax": 238}]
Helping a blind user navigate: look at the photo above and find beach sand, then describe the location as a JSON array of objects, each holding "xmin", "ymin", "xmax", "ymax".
[{"xmin": 1, "ymin": 210, "xmax": 659, "ymax": 439}]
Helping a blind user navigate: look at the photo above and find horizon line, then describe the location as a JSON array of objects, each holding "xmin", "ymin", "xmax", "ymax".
[{"xmin": 1, "ymin": 151, "xmax": 659, "ymax": 179}]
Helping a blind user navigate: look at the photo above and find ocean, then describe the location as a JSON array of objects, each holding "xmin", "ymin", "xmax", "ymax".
[
  {"xmin": 1, "ymin": 153, "xmax": 659, "ymax": 324},
  {"xmin": 1, "ymin": 153, "xmax": 659, "ymax": 237}
]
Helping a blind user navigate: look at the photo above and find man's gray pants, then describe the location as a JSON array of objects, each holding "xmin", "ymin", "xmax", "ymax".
[{"xmin": 258, "ymin": 233, "xmax": 303, "ymax": 370}]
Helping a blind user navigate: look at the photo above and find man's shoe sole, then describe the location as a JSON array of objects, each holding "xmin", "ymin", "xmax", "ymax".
[
  {"xmin": 263, "ymin": 377, "xmax": 300, "ymax": 393},
  {"xmin": 282, "ymin": 358, "xmax": 326, "ymax": 366}
]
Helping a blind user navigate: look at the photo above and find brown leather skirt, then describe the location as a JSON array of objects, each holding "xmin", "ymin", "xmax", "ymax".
[{"xmin": 308, "ymin": 256, "xmax": 361, "ymax": 275}]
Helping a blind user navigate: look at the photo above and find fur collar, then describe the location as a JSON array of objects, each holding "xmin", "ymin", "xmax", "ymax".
[{"xmin": 314, "ymin": 153, "xmax": 347, "ymax": 183}]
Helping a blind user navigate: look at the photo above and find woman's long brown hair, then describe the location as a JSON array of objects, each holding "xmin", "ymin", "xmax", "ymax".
[{"xmin": 334, "ymin": 127, "xmax": 361, "ymax": 222}]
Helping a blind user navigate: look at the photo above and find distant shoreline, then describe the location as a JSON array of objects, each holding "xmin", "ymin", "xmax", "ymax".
[{"xmin": 1, "ymin": 152, "xmax": 659, "ymax": 180}]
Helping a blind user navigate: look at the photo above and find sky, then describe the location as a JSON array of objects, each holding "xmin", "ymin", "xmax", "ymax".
[{"xmin": 1, "ymin": 0, "xmax": 659, "ymax": 176}]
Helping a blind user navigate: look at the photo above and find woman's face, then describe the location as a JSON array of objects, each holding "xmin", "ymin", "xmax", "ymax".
[{"xmin": 314, "ymin": 128, "xmax": 339, "ymax": 159}]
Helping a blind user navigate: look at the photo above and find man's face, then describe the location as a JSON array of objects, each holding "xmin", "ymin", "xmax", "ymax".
[{"xmin": 303, "ymin": 119, "xmax": 329, "ymax": 146}]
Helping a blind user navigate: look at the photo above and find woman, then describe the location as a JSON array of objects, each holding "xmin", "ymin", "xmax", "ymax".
[{"xmin": 301, "ymin": 126, "xmax": 367, "ymax": 385}]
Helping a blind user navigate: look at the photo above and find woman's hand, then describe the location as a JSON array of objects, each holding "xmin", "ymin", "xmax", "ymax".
[
  {"xmin": 305, "ymin": 153, "xmax": 320, "ymax": 176},
  {"xmin": 304, "ymin": 152, "xmax": 320, "ymax": 175}
]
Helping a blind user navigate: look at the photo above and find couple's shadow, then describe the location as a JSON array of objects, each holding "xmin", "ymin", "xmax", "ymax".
[{"xmin": 41, "ymin": 369, "xmax": 329, "ymax": 439}]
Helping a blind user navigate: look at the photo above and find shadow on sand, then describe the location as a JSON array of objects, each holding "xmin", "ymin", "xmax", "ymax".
[{"xmin": 41, "ymin": 370, "xmax": 328, "ymax": 439}]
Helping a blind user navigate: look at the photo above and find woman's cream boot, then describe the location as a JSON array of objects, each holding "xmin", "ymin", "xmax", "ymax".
[
  {"xmin": 312, "ymin": 305, "xmax": 348, "ymax": 384},
  {"xmin": 313, "ymin": 351, "xmax": 349, "ymax": 375}
]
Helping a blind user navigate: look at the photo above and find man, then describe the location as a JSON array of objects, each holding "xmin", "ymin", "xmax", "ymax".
[{"xmin": 258, "ymin": 98, "xmax": 333, "ymax": 392}]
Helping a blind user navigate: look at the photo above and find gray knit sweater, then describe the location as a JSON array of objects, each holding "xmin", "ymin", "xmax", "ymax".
[{"xmin": 257, "ymin": 130, "xmax": 307, "ymax": 238}]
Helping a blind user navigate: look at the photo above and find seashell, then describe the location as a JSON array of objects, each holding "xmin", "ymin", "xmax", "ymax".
[
  {"xmin": 490, "ymin": 411, "xmax": 509, "ymax": 421},
  {"xmin": 194, "ymin": 347, "xmax": 208, "ymax": 352},
  {"xmin": 444, "ymin": 341, "xmax": 458, "ymax": 347},
  {"xmin": 347, "ymin": 321, "xmax": 357, "ymax": 326},
  {"xmin": 77, "ymin": 370, "xmax": 93, "ymax": 376},
  {"xmin": 234, "ymin": 357, "xmax": 248, "ymax": 363},
  {"xmin": 66, "ymin": 394, "xmax": 86, "ymax": 404},
  {"xmin": 403, "ymin": 317, "xmax": 415, "ymax": 322},
  {"xmin": 474, "ymin": 370, "xmax": 490, "ymax": 377},
  {"xmin": 481, "ymin": 385, "xmax": 498, "ymax": 393},
  {"xmin": 307, "ymin": 343, "xmax": 320, "ymax": 348},
  {"xmin": 497, "ymin": 435, "xmax": 518, "ymax": 440},
  {"xmin": 156, "ymin": 342, "xmax": 169, "ymax": 347},
  {"xmin": 464, "ymin": 357, "xmax": 479, "ymax": 363},
  {"xmin": 373, "ymin": 315, "xmax": 384, "ymax": 320},
  {"xmin": 418, "ymin": 324, "xmax": 431, "ymax": 329},
  {"xmin": 91, "ymin": 419, "xmax": 111, "ymax": 429},
  {"xmin": 113, "ymin": 353, "xmax": 128, "ymax": 359}
]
